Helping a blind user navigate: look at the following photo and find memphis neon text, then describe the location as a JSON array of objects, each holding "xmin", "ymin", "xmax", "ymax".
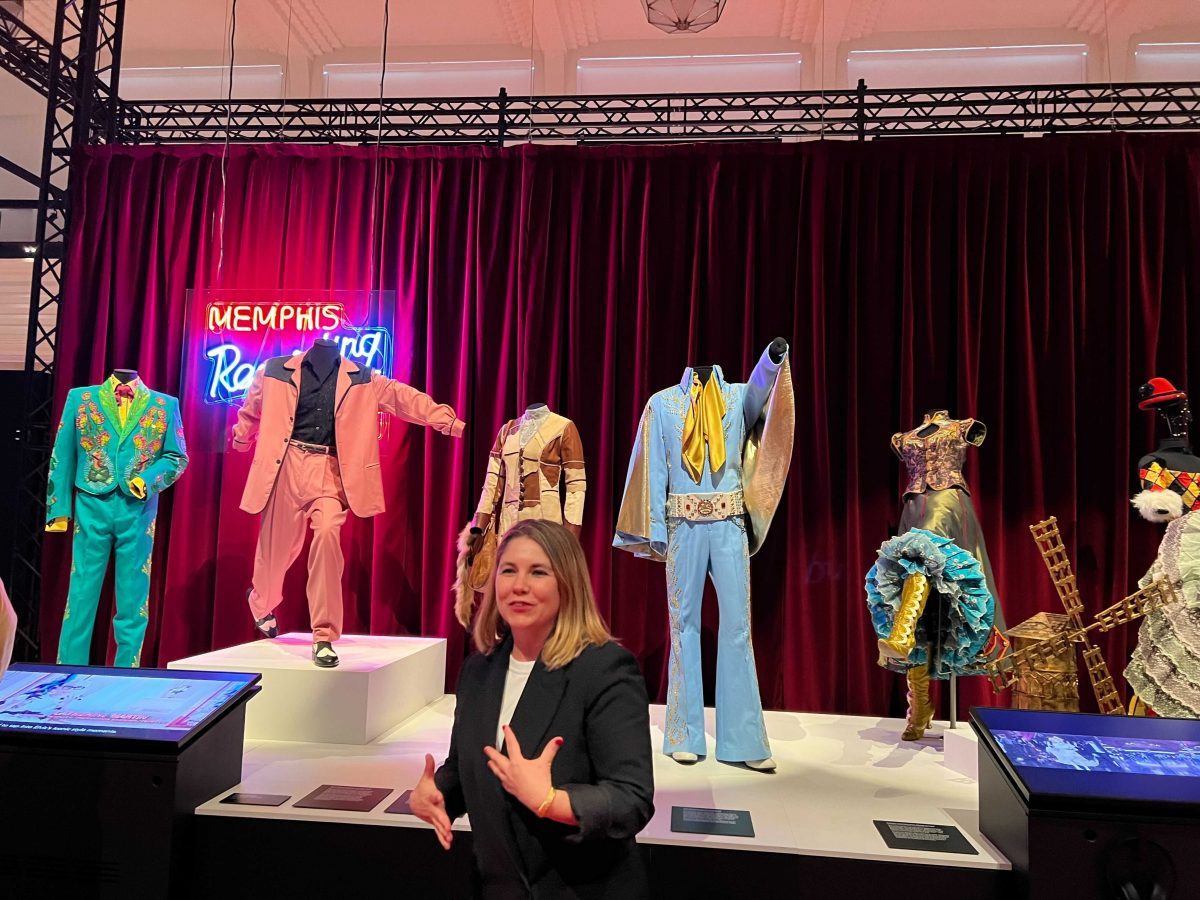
[{"xmin": 206, "ymin": 302, "xmax": 346, "ymax": 334}]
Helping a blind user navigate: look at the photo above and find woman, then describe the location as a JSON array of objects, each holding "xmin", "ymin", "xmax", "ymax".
[{"xmin": 411, "ymin": 519, "xmax": 654, "ymax": 898}]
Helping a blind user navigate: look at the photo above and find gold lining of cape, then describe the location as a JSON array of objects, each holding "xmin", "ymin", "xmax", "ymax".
[
  {"xmin": 742, "ymin": 357, "xmax": 794, "ymax": 556},
  {"xmin": 614, "ymin": 402, "xmax": 662, "ymax": 560}
]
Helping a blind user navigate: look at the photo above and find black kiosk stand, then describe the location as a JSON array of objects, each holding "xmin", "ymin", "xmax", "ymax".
[
  {"xmin": 972, "ymin": 707, "xmax": 1200, "ymax": 900},
  {"xmin": 0, "ymin": 663, "xmax": 260, "ymax": 895}
]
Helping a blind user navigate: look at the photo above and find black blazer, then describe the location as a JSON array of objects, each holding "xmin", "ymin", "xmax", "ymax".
[{"xmin": 435, "ymin": 637, "xmax": 654, "ymax": 899}]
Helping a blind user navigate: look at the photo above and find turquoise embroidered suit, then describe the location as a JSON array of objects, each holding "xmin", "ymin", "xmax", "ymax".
[{"xmin": 47, "ymin": 379, "xmax": 188, "ymax": 667}]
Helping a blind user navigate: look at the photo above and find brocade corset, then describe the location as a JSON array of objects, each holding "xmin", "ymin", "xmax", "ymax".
[{"xmin": 892, "ymin": 415, "xmax": 975, "ymax": 496}]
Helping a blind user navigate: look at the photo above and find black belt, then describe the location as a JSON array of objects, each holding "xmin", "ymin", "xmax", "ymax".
[{"xmin": 288, "ymin": 438, "xmax": 337, "ymax": 457}]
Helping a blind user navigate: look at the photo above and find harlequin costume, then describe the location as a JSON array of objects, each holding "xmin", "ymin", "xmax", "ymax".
[
  {"xmin": 1125, "ymin": 377, "xmax": 1200, "ymax": 718},
  {"xmin": 866, "ymin": 410, "xmax": 1008, "ymax": 740},
  {"xmin": 233, "ymin": 345, "xmax": 463, "ymax": 663},
  {"xmin": 47, "ymin": 376, "xmax": 188, "ymax": 667},
  {"xmin": 614, "ymin": 343, "xmax": 793, "ymax": 764}
]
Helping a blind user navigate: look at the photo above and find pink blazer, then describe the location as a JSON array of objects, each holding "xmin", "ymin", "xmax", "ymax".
[{"xmin": 232, "ymin": 351, "xmax": 464, "ymax": 517}]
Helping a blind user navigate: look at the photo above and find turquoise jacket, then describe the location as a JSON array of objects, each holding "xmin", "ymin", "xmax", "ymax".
[{"xmin": 47, "ymin": 378, "xmax": 189, "ymax": 522}]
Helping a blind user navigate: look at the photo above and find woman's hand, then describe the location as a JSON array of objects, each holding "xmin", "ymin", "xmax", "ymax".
[
  {"xmin": 410, "ymin": 753, "xmax": 453, "ymax": 849},
  {"xmin": 484, "ymin": 724, "xmax": 563, "ymax": 814}
]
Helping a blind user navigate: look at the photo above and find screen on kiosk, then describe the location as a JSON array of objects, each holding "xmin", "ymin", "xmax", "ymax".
[
  {"xmin": 974, "ymin": 708, "xmax": 1200, "ymax": 806},
  {"xmin": 0, "ymin": 665, "xmax": 257, "ymax": 742}
]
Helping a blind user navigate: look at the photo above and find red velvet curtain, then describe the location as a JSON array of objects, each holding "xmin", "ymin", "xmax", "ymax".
[{"xmin": 45, "ymin": 136, "xmax": 1200, "ymax": 719}]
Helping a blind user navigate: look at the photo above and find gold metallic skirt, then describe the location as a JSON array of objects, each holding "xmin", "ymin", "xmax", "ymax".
[{"xmin": 898, "ymin": 487, "xmax": 1006, "ymax": 633}]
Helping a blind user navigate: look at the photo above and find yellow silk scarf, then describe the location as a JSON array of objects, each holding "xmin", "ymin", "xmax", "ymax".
[{"xmin": 681, "ymin": 372, "xmax": 726, "ymax": 482}]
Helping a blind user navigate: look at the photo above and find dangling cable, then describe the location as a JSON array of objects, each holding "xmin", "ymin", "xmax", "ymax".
[
  {"xmin": 515, "ymin": 0, "xmax": 536, "ymax": 399},
  {"xmin": 818, "ymin": 0, "xmax": 827, "ymax": 139},
  {"xmin": 276, "ymin": 0, "xmax": 295, "ymax": 141},
  {"xmin": 1100, "ymin": 0, "xmax": 1117, "ymax": 129},
  {"xmin": 216, "ymin": 0, "xmax": 239, "ymax": 282},
  {"xmin": 367, "ymin": 0, "xmax": 391, "ymax": 298}
]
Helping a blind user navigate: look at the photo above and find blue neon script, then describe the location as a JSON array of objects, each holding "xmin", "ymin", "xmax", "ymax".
[{"xmin": 205, "ymin": 329, "xmax": 392, "ymax": 404}]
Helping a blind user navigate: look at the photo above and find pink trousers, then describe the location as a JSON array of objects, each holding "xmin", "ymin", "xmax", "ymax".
[{"xmin": 248, "ymin": 450, "xmax": 349, "ymax": 643}]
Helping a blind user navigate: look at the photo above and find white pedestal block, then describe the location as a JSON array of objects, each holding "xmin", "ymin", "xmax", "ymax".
[
  {"xmin": 943, "ymin": 725, "xmax": 979, "ymax": 780},
  {"xmin": 169, "ymin": 633, "xmax": 446, "ymax": 745}
]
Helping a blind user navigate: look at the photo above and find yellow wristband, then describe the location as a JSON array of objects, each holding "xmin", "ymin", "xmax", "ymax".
[{"xmin": 536, "ymin": 786, "xmax": 557, "ymax": 818}]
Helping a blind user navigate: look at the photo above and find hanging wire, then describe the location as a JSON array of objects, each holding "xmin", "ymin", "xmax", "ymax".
[
  {"xmin": 275, "ymin": 0, "xmax": 296, "ymax": 140},
  {"xmin": 818, "ymin": 0, "xmax": 827, "ymax": 139},
  {"xmin": 216, "ymin": 0, "xmax": 239, "ymax": 281},
  {"xmin": 514, "ymin": 0, "xmax": 537, "ymax": 402},
  {"xmin": 526, "ymin": 0, "xmax": 537, "ymax": 128},
  {"xmin": 367, "ymin": 0, "xmax": 391, "ymax": 298},
  {"xmin": 1100, "ymin": 0, "xmax": 1117, "ymax": 129}
]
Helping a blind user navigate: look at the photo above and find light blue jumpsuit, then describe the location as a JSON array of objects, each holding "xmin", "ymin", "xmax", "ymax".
[{"xmin": 615, "ymin": 348, "xmax": 781, "ymax": 761}]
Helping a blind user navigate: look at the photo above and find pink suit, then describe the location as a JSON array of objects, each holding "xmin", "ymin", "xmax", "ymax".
[{"xmin": 233, "ymin": 351, "xmax": 463, "ymax": 641}]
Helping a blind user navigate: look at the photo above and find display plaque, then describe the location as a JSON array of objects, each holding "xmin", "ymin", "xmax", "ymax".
[
  {"xmin": 670, "ymin": 806, "xmax": 754, "ymax": 837},
  {"xmin": 220, "ymin": 792, "xmax": 290, "ymax": 807},
  {"xmin": 293, "ymin": 784, "xmax": 392, "ymax": 812},
  {"xmin": 873, "ymin": 820, "xmax": 978, "ymax": 855},
  {"xmin": 384, "ymin": 789, "xmax": 414, "ymax": 815}
]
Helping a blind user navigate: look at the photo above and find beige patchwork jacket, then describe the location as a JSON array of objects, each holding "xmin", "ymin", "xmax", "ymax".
[{"xmin": 474, "ymin": 408, "xmax": 586, "ymax": 536}]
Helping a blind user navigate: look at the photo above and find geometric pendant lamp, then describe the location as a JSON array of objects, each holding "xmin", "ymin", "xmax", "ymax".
[{"xmin": 641, "ymin": 0, "xmax": 728, "ymax": 34}]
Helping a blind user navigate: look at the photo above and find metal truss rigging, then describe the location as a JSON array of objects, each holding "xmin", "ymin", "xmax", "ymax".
[
  {"xmin": 9, "ymin": 0, "xmax": 126, "ymax": 665},
  {"xmin": 116, "ymin": 81, "xmax": 1200, "ymax": 145}
]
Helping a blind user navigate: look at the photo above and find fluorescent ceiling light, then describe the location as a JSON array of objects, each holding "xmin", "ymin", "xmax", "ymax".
[
  {"xmin": 124, "ymin": 64, "xmax": 281, "ymax": 71},
  {"xmin": 580, "ymin": 52, "xmax": 802, "ymax": 63},
  {"xmin": 850, "ymin": 44, "xmax": 1086, "ymax": 55}
]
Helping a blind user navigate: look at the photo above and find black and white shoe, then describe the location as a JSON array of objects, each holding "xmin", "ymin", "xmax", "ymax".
[
  {"xmin": 249, "ymin": 590, "xmax": 278, "ymax": 638},
  {"xmin": 312, "ymin": 641, "xmax": 339, "ymax": 668}
]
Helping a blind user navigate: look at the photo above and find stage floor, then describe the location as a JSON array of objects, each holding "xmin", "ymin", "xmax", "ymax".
[{"xmin": 196, "ymin": 698, "xmax": 1010, "ymax": 873}]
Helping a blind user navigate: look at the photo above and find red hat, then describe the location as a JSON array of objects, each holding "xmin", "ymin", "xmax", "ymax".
[{"xmin": 1138, "ymin": 377, "xmax": 1187, "ymax": 410}]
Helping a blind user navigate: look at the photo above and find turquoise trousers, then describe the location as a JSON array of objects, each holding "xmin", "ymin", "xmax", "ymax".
[{"xmin": 57, "ymin": 490, "xmax": 157, "ymax": 668}]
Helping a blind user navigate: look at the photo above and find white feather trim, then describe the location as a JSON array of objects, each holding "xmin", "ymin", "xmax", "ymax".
[{"xmin": 1131, "ymin": 489, "xmax": 1185, "ymax": 523}]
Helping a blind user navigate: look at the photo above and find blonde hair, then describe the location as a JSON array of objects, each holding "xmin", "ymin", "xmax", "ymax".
[{"xmin": 472, "ymin": 520, "xmax": 612, "ymax": 669}]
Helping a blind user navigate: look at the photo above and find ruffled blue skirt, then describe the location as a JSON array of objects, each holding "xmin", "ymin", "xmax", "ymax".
[{"xmin": 866, "ymin": 528, "xmax": 996, "ymax": 678}]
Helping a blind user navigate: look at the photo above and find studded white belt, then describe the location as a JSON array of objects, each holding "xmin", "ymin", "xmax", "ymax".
[{"xmin": 667, "ymin": 490, "xmax": 744, "ymax": 522}]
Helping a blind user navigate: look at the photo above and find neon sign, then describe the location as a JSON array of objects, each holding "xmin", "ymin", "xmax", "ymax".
[
  {"xmin": 207, "ymin": 302, "xmax": 345, "ymax": 334},
  {"xmin": 200, "ymin": 300, "xmax": 394, "ymax": 405}
]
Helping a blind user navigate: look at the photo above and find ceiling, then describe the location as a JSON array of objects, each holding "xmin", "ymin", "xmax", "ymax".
[{"xmin": 12, "ymin": 0, "xmax": 1200, "ymax": 87}]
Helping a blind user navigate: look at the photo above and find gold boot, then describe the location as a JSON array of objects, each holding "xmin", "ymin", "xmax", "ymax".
[
  {"xmin": 902, "ymin": 663, "xmax": 934, "ymax": 741},
  {"xmin": 879, "ymin": 573, "xmax": 930, "ymax": 660},
  {"xmin": 1128, "ymin": 694, "xmax": 1148, "ymax": 717}
]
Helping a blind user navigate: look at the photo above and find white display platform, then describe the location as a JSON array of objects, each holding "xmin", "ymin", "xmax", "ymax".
[
  {"xmin": 943, "ymin": 725, "xmax": 979, "ymax": 780},
  {"xmin": 196, "ymin": 702, "xmax": 1010, "ymax": 871},
  {"xmin": 169, "ymin": 633, "xmax": 446, "ymax": 745}
]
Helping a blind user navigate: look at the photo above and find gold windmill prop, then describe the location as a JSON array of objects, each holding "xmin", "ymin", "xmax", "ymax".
[{"xmin": 987, "ymin": 516, "xmax": 1179, "ymax": 714}]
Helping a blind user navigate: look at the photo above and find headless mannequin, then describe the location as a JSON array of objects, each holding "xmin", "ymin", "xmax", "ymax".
[
  {"xmin": 305, "ymin": 338, "xmax": 340, "ymax": 384},
  {"xmin": 690, "ymin": 336, "xmax": 789, "ymax": 387},
  {"xmin": 673, "ymin": 336, "xmax": 788, "ymax": 771},
  {"xmin": 48, "ymin": 368, "xmax": 147, "ymax": 532},
  {"xmin": 1141, "ymin": 438, "xmax": 1200, "ymax": 475},
  {"xmin": 467, "ymin": 402, "xmax": 552, "ymax": 549},
  {"xmin": 114, "ymin": 370, "xmax": 149, "ymax": 499},
  {"xmin": 903, "ymin": 408, "xmax": 987, "ymax": 448},
  {"xmin": 1138, "ymin": 397, "xmax": 1200, "ymax": 475},
  {"xmin": 883, "ymin": 407, "xmax": 987, "ymax": 738}
]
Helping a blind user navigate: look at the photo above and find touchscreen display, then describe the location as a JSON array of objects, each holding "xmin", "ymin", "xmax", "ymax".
[
  {"xmin": 992, "ymin": 729, "xmax": 1200, "ymax": 776},
  {"xmin": 0, "ymin": 664, "xmax": 258, "ymax": 744},
  {"xmin": 972, "ymin": 707, "xmax": 1200, "ymax": 808}
]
